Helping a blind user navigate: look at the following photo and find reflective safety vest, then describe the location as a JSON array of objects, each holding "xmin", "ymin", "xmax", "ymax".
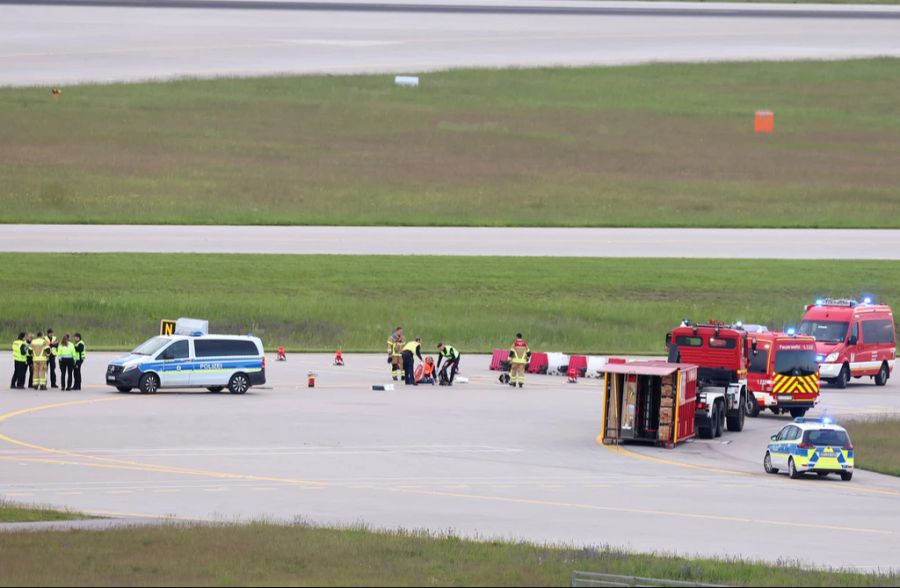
[
  {"xmin": 440, "ymin": 345, "xmax": 459, "ymax": 360},
  {"xmin": 402, "ymin": 341, "xmax": 420, "ymax": 353},
  {"xmin": 48, "ymin": 336, "xmax": 58, "ymax": 356},
  {"xmin": 31, "ymin": 337, "xmax": 49, "ymax": 362},
  {"xmin": 509, "ymin": 343, "xmax": 530, "ymax": 364},
  {"xmin": 388, "ymin": 335, "xmax": 403, "ymax": 356},
  {"xmin": 12, "ymin": 339, "xmax": 26, "ymax": 362},
  {"xmin": 74, "ymin": 341, "xmax": 86, "ymax": 361},
  {"xmin": 57, "ymin": 342, "xmax": 76, "ymax": 359}
]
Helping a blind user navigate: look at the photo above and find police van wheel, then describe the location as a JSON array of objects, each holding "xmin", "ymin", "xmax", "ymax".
[
  {"xmin": 228, "ymin": 373, "xmax": 250, "ymax": 395},
  {"xmin": 764, "ymin": 452, "xmax": 778, "ymax": 475},
  {"xmin": 207, "ymin": 386, "xmax": 224, "ymax": 393},
  {"xmin": 840, "ymin": 471, "xmax": 853, "ymax": 482},
  {"xmin": 139, "ymin": 373, "xmax": 160, "ymax": 394},
  {"xmin": 875, "ymin": 364, "xmax": 889, "ymax": 387},
  {"xmin": 834, "ymin": 366, "xmax": 850, "ymax": 389},
  {"xmin": 788, "ymin": 458, "xmax": 802, "ymax": 479},
  {"xmin": 116, "ymin": 386, "xmax": 132, "ymax": 393}
]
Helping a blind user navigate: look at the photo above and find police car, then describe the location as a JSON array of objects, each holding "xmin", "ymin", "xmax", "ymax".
[
  {"xmin": 764, "ymin": 417, "xmax": 854, "ymax": 481},
  {"xmin": 106, "ymin": 334, "xmax": 266, "ymax": 394}
]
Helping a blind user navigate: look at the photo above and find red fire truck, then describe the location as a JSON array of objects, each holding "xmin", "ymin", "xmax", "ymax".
[
  {"xmin": 665, "ymin": 321, "xmax": 750, "ymax": 438},
  {"xmin": 800, "ymin": 298, "xmax": 896, "ymax": 388},
  {"xmin": 746, "ymin": 331, "xmax": 819, "ymax": 418}
]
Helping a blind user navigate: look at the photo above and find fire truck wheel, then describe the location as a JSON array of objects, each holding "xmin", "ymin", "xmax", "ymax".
[
  {"xmin": 698, "ymin": 422, "xmax": 714, "ymax": 439},
  {"xmin": 726, "ymin": 398, "xmax": 745, "ymax": 432},
  {"xmin": 713, "ymin": 403, "xmax": 724, "ymax": 438},
  {"xmin": 764, "ymin": 452, "xmax": 778, "ymax": 475},
  {"xmin": 875, "ymin": 364, "xmax": 889, "ymax": 387},
  {"xmin": 788, "ymin": 458, "xmax": 803, "ymax": 479},
  {"xmin": 746, "ymin": 394, "xmax": 760, "ymax": 418},
  {"xmin": 789, "ymin": 407, "xmax": 807, "ymax": 419},
  {"xmin": 834, "ymin": 365, "xmax": 850, "ymax": 389}
]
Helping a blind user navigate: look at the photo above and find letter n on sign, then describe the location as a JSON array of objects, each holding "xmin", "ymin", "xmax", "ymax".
[{"xmin": 160, "ymin": 320, "xmax": 176, "ymax": 336}]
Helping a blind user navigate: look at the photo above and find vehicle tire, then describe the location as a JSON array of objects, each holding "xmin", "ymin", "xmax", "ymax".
[
  {"xmin": 788, "ymin": 458, "xmax": 802, "ymax": 480},
  {"xmin": 764, "ymin": 452, "xmax": 779, "ymax": 475},
  {"xmin": 840, "ymin": 471, "xmax": 853, "ymax": 482},
  {"xmin": 727, "ymin": 395, "xmax": 746, "ymax": 432},
  {"xmin": 789, "ymin": 407, "xmax": 808, "ymax": 419},
  {"xmin": 228, "ymin": 373, "xmax": 250, "ymax": 395},
  {"xmin": 207, "ymin": 386, "xmax": 224, "ymax": 393},
  {"xmin": 698, "ymin": 421, "xmax": 714, "ymax": 439},
  {"xmin": 875, "ymin": 363, "xmax": 889, "ymax": 387},
  {"xmin": 139, "ymin": 373, "xmax": 160, "ymax": 394},
  {"xmin": 116, "ymin": 386, "xmax": 132, "ymax": 393},
  {"xmin": 746, "ymin": 394, "xmax": 760, "ymax": 418},
  {"xmin": 834, "ymin": 365, "xmax": 850, "ymax": 389},
  {"xmin": 713, "ymin": 403, "xmax": 724, "ymax": 438},
  {"xmin": 816, "ymin": 472, "xmax": 829, "ymax": 477}
]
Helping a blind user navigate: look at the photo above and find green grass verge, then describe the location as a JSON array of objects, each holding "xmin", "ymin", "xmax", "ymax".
[
  {"xmin": 0, "ymin": 501, "xmax": 87, "ymax": 523},
  {"xmin": 3, "ymin": 254, "xmax": 897, "ymax": 353},
  {"xmin": 2, "ymin": 59, "xmax": 899, "ymax": 228},
  {"xmin": 844, "ymin": 418, "xmax": 900, "ymax": 477},
  {"xmin": 0, "ymin": 522, "xmax": 896, "ymax": 586}
]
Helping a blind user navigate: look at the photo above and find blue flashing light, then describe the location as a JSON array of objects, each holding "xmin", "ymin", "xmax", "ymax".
[
  {"xmin": 736, "ymin": 321, "xmax": 743, "ymax": 328},
  {"xmin": 823, "ymin": 416, "xmax": 833, "ymax": 425},
  {"xmin": 815, "ymin": 299, "xmax": 825, "ymax": 306},
  {"xmin": 863, "ymin": 296, "xmax": 873, "ymax": 305},
  {"xmin": 816, "ymin": 354, "xmax": 826, "ymax": 363},
  {"xmin": 787, "ymin": 327, "xmax": 797, "ymax": 336}
]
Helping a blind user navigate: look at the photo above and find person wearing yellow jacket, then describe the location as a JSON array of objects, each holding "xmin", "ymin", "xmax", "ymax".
[
  {"xmin": 401, "ymin": 337, "xmax": 423, "ymax": 386},
  {"xmin": 508, "ymin": 333, "xmax": 531, "ymax": 389},
  {"xmin": 386, "ymin": 326, "xmax": 404, "ymax": 381},
  {"xmin": 30, "ymin": 331, "xmax": 50, "ymax": 390},
  {"xmin": 10, "ymin": 332, "xmax": 28, "ymax": 389},
  {"xmin": 57, "ymin": 334, "xmax": 77, "ymax": 391}
]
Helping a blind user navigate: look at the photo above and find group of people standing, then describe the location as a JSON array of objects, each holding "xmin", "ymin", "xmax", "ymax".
[
  {"xmin": 11, "ymin": 330, "xmax": 86, "ymax": 391},
  {"xmin": 386, "ymin": 326, "xmax": 461, "ymax": 386}
]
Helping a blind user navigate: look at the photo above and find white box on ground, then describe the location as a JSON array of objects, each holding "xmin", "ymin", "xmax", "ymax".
[
  {"xmin": 174, "ymin": 317, "xmax": 209, "ymax": 336},
  {"xmin": 395, "ymin": 75, "xmax": 419, "ymax": 87}
]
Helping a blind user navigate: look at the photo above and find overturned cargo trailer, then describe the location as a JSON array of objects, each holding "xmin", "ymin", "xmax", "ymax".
[{"xmin": 599, "ymin": 361, "xmax": 698, "ymax": 449}]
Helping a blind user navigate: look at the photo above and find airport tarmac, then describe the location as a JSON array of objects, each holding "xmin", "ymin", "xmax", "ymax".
[
  {"xmin": 2, "ymin": 0, "xmax": 899, "ymax": 86},
  {"xmin": 2, "ymin": 352, "xmax": 900, "ymax": 571}
]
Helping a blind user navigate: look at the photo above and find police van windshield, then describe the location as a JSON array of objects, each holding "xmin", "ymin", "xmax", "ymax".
[
  {"xmin": 132, "ymin": 337, "xmax": 171, "ymax": 356},
  {"xmin": 799, "ymin": 320, "xmax": 849, "ymax": 344},
  {"xmin": 803, "ymin": 429, "xmax": 850, "ymax": 447},
  {"xmin": 774, "ymin": 350, "xmax": 819, "ymax": 376}
]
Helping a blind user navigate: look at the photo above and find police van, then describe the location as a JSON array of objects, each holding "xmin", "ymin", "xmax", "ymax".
[{"xmin": 106, "ymin": 333, "xmax": 266, "ymax": 394}]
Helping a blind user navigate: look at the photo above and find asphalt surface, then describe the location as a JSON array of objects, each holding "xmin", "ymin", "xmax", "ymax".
[
  {"xmin": 2, "ymin": 0, "xmax": 899, "ymax": 86},
  {"xmin": 4, "ymin": 225, "xmax": 900, "ymax": 258},
  {"xmin": 2, "ymin": 352, "xmax": 900, "ymax": 571}
]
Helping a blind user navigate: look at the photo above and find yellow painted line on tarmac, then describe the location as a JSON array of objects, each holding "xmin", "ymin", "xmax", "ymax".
[
  {"xmin": 391, "ymin": 487, "xmax": 894, "ymax": 536},
  {"xmin": 0, "ymin": 398, "xmax": 326, "ymax": 488}
]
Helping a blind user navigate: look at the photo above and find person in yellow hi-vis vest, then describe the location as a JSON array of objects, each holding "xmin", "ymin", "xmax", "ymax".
[
  {"xmin": 11, "ymin": 332, "xmax": 28, "ymax": 389},
  {"xmin": 508, "ymin": 333, "xmax": 531, "ymax": 389},
  {"xmin": 57, "ymin": 334, "xmax": 77, "ymax": 391},
  {"xmin": 30, "ymin": 331, "xmax": 50, "ymax": 390},
  {"xmin": 386, "ymin": 326, "xmax": 404, "ymax": 381}
]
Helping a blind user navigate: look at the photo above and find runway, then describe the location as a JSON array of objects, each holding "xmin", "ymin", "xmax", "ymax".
[
  {"xmin": 2, "ymin": 0, "xmax": 899, "ymax": 86},
  {"xmin": 2, "ymin": 352, "xmax": 900, "ymax": 571},
  {"xmin": 3, "ymin": 225, "xmax": 900, "ymax": 259}
]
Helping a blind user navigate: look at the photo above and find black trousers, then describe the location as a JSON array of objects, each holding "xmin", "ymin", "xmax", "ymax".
[
  {"xmin": 48, "ymin": 356, "xmax": 57, "ymax": 387},
  {"xmin": 402, "ymin": 351, "xmax": 416, "ymax": 385},
  {"xmin": 27, "ymin": 359, "xmax": 33, "ymax": 388},
  {"xmin": 73, "ymin": 360, "xmax": 83, "ymax": 390},
  {"xmin": 440, "ymin": 357, "xmax": 460, "ymax": 384},
  {"xmin": 11, "ymin": 360, "xmax": 27, "ymax": 388},
  {"xmin": 60, "ymin": 358, "xmax": 75, "ymax": 390}
]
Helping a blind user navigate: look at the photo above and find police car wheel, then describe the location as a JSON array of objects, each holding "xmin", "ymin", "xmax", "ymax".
[
  {"xmin": 788, "ymin": 458, "xmax": 802, "ymax": 479},
  {"xmin": 228, "ymin": 373, "xmax": 250, "ymax": 395},
  {"xmin": 840, "ymin": 471, "xmax": 853, "ymax": 482},
  {"xmin": 139, "ymin": 373, "xmax": 159, "ymax": 394},
  {"xmin": 207, "ymin": 386, "xmax": 224, "ymax": 393},
  {"xmin": 764, "ymin": 453, "xmax": 778, "ymax": 475},
  {"xmin": 875, "ymin": 364, "xmax": 889, "ymax": 387},
  {"xmin": 116, "ymin": 386, "xmax": 132, "ymax": 393}
]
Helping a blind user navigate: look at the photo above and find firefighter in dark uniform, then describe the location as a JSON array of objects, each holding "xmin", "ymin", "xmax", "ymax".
[{"xmin": 47, "ymin": 328, "xmax": 59, "ymax": 389}]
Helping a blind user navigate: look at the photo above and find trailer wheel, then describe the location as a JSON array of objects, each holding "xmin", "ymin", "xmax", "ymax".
[{"xmin": 727, "ymin": 395, "xmax": 745, "ymax": 432}]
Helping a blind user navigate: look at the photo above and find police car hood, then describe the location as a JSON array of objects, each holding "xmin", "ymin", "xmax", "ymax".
[{"xmin": 110, "ymin": 353, "xmax": 144, "ymax": 366}]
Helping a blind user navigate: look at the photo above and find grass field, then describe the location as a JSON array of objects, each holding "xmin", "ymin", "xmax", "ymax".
[
  {"xmin": 844, "ymin": 417, "xmax": 900, "ymax": 478},
  {"xmin": 2, "ymin": 254, "xmax": 897, "ymax": 353},
  {"xmin": 1, "ymin": 59, "xmax": 898, "ymax": 228},
  {"xmin": 0, "ymin": 500, "xmax": 86, "ymax": 523},
  {"xmin": 0, "ymin": 522, "xmax": 896, "ymax": 586}
]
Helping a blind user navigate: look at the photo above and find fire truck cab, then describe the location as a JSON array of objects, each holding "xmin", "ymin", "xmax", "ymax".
[
  {"xmin": 746, "ymin": 331, "xmax": 819, "ymax": 418},
  {"xmin": 666, "ymin": 322, "xmax": 749, "ymax": 438},
  {"xmin": 800, "ymin": 298, "xmax": 896, "ymax": 388}
]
